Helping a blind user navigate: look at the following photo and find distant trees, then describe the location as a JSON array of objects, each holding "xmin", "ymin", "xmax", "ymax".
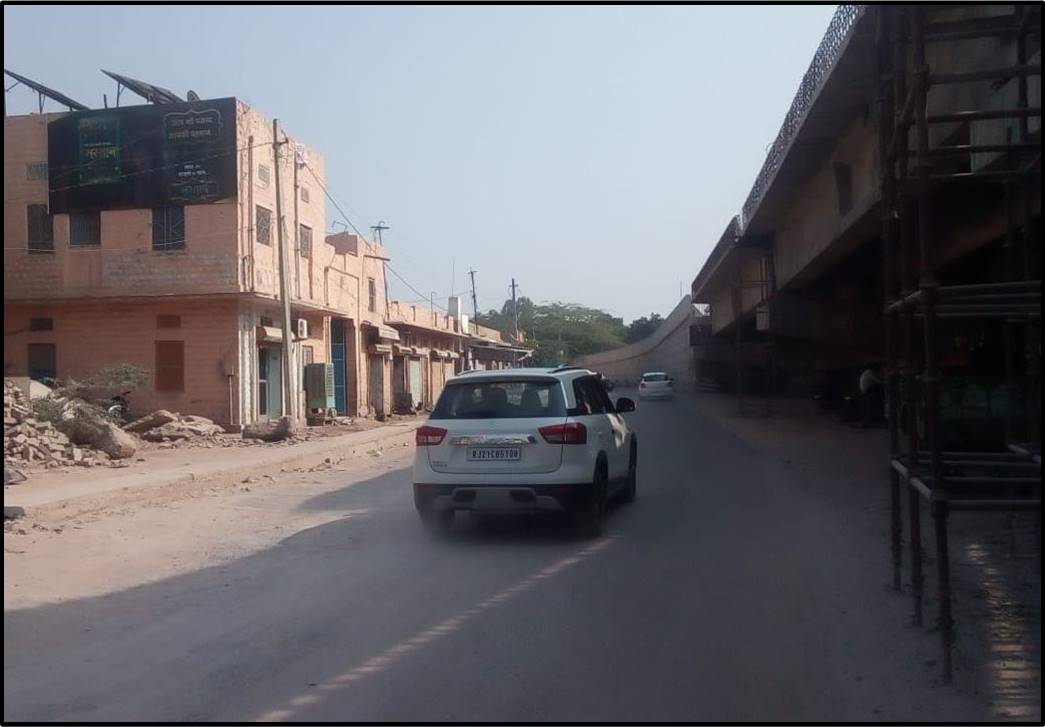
[
  {"xmin": 624, "ymin": 313, "xmax": 664, "ymax": 344},
  {"xmin": 482, "ymin": 298, "xmax": 666, "ymax": 366}
]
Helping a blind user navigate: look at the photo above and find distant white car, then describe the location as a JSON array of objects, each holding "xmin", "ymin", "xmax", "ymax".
[
  {"xmin": 638, "ymin": 372, "xmax": 674, "ymax": 400},
  {"xmin": 413, "ymin": 367, "xmax": 638, "ymax": 537}
]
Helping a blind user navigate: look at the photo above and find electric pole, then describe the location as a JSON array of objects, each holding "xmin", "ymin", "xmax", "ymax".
[
  {"xmin": 371, "ymin": 221, "xmax": 391, "ymax": 319},
  {"xmin": 272, "ymin": 119, "xmax": 296, "ymax": 423},
  {"xmin": 468, "ymin": 268, "xmax": 479, "ymax": 328},
  {"xmin": 510, "ymin": 277, "xmax": 519, "ymax": 341}
]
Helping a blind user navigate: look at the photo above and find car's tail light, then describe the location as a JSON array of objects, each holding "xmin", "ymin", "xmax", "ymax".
[
  {"xmin": 539, "ymin": 422, "xmax": 587, "ymax": 444},
  {"xmin": 416, "ymin": 425, "xmax": 447, "ymax": 446}
]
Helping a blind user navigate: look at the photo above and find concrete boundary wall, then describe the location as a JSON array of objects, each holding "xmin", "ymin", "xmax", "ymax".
[{"xmin": 572, "ymin": 296, "xmax": 695, "ymax": 390}]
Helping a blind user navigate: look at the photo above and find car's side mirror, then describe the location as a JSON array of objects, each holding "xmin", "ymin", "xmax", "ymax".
[{"xmin": 615, "ymin": 397, "xmax": 635, "ymax": 413}]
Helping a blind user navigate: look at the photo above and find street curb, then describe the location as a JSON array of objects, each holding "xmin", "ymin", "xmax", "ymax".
[{"xmin": 13, "ymin": 425, "xmax": 418, "ymax": 522}]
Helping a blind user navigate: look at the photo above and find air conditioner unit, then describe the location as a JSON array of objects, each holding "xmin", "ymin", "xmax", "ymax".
[
  {"xmin": 295, "ymin": 318, "xmax": 309, "ymax": 340},
  {"xmin": 304, "ymin": 362, "xmax": 336, "ymax": 415}
]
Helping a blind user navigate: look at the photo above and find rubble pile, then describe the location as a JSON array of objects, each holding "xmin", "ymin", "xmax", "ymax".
[
  {"xmin": 4, "ymin": 381, "xmax": 113, "ymax": 469},
  {"xmin": 126, "ymin": 410, "xmax": 230, "ymax": 447}
]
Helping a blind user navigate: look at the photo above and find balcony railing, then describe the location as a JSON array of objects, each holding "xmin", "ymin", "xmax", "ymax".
[{"xmin": 740, "ymin": 4, "xmax": 867, "ymax": 230}]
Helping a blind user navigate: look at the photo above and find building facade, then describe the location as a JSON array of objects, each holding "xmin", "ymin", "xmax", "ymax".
[{"xmin": 4, "ymin": 97, "xmax": 393, "ymax": 427}]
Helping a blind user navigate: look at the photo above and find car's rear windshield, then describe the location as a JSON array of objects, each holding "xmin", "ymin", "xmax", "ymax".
[
  {"xmin": 432, "ymin": 379, "xmax": 566, "ymax": 419},
  {"xmin": 643, "ymin": 374, "xmax": 668, "ymax": 382}
]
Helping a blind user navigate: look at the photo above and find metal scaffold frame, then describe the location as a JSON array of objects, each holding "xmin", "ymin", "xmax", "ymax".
[{"xmin": 877, "ymin": 4, "xmax": 1042, "ymax": 683}]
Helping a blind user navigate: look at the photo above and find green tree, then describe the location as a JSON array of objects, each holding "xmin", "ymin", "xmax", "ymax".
[{"xmin": 624, "ymin": 313, "xmax": 664, "ymax": 343}]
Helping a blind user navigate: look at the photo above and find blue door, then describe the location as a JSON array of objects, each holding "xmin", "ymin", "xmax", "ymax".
[{"xmin": 330, "ymin": 319, "xmax": 347, "ymax": 415}]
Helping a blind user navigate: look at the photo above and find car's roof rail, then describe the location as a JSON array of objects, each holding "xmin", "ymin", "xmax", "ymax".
[
  {"xmin": 549, "ymin": 365, "xmax": 588, "ymax": 374},
  {"xmin": 455, "ymin": 369, "xmax": 483, "ymax": 375}
]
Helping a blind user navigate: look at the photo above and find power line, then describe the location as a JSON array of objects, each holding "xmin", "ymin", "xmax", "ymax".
[
  {"xmin": 6, "ymin": 141, "xmax": 269, "ymax": 205},
  {"xmin": 301, "ymin": 161, "xmax": 453, "ymax": 313}
]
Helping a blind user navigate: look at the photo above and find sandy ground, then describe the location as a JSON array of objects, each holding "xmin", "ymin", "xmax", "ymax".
[{"xmin": 5, "ymin": 439, "xmax": 414, "ymax": 609}]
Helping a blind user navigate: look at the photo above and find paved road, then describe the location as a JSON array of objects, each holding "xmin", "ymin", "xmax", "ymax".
[{"xmin": 4, "ymin": 394, "xmax": 987, "ymax": 721}]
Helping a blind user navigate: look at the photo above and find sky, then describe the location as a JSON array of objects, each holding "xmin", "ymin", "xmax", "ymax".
[{"xmin": 4, "ymin": 4, "xmax": 836, "ymax": 322}]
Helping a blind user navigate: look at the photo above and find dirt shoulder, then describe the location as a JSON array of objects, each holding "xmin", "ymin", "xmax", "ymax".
[
  {"xmin": 4, "ymin": 420, "xmax": 419, "ymax": 524},
  {"xmin": 5, "ymin": 440, "xmax": 415, "ymax": 611}
]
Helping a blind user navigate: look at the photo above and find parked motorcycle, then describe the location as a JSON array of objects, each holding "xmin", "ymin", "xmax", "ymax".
[{"xmin": 104, "ymin": 392, "xmax": 131, "ymax": 424}]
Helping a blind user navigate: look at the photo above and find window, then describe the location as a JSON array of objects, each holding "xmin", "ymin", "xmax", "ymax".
[
  {"xmin": 572, "ymin": 377, "xmax": 607, "ymax": 415},
  {"xmin": 368, "ymin": 278, "xmax": 377, "ymax": 313},
  {"xmin": 70, "ymin": 211, "xmax": 101, "ymax": 246},
  {"xmin": 299, "ymin": 224, "xmax": 312, "ymax": 259},
  {"xmin": 152, "ymin": 206, "xmax": 185, "ymax": 251},
  {"xmin": 257, "ymin": 164, "xmax": 271, "ymax": 187},
  {"xmin": 834, "ymin": 163, "xmax": 853, "ymax": 217},
  {"xmin": 157, "ymin": 314, "xmax": 181, "ymax": 329},
  {"xmin": 27, "ymin": 204, "xmax": 54, "ymax": 253},
  {"xmin": 27, "ymin": 343, "xmax": 56, "ymax": 383},
  {"xmin": 26, "ymin": 162, "xmax": 48, "ymax": 181},
  {"xmin": 300, "ymin": 187, "xmax": 310, "ymax": 203},
  {"xmin": 256, "ymin": 206, "xmax": 272, "ymax": 246},
  {"xmin": 432, "ymin": 380, "xmax": 566, "ymax": 420},
  {"xmin": 29, "ymin": 317, "xmax": 54, "ymax": 331},
  {"xmin": 155, "ymin": 341, "xmax": 185, "ymax": 391}
]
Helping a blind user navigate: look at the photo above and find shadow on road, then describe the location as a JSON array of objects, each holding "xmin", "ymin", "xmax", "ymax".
[{"xmin": 4, "ymin": 463, "xmax": 614, "ymax": 722}]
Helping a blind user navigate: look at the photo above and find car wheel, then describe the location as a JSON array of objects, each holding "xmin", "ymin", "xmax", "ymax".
[
  {"xmin": 420, "ymin": 506, "xmax": 454, "ymax": 536},
  {"xmin": 577, "ymin": 465, "xmax": 606, "ymax": 538},
  {"xmin": 621, "ymin": 445, "xmax": 637, "ymax": 504}
]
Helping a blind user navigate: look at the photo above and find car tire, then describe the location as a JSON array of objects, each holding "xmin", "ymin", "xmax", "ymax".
[
  {"xmin": 420, "ymin": 506, "xmax": 454, "ymax": 536},
  {"xmin": 577, "ymin": 465, "xmax": 606, "ymax": 539},
  {"xmin": 621, "ymin": 444, "xmax": 637, "ymax": 504}
]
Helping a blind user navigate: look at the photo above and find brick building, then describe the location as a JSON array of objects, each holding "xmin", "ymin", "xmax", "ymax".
[{"xmin": 3, "ymin": 96, "xmax": 392, "ymax": 427}]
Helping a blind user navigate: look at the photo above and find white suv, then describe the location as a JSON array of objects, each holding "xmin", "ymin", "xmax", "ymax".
[{"xmin": 413, "ymin": 367, "xmax": 638, "ymax": 537}]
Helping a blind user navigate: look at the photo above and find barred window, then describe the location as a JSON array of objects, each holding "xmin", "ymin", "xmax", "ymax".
[
  {"xmin": 26, "ymin": 162, "xmax": 48, "ymax": 181},
  {"xmin": 299, "ymin": 224, "xmax": 312, "ymax": 259},
  {"xmin": 152, "ymin": 206, "xmax": 185, "ymax": 251},
  {"xmin": 257, "ymin": 164, "xmax": 271, "ymax": 186},
  {"xmin": 256, "ymin": 206, "xmax": 272, "ymax": 246},
  {"xmin": 27, "ymin": 204, "xmax": 54, "ymax": 253},
  {"xmin": 70, "ymin": 211, "xmax": 101, "ymax": 246}
]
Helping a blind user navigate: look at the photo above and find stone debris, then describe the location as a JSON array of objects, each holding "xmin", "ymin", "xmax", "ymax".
[
  {"xmin": 242, "ymin": 417, "xmax": 295, "ymax": 443},
  {"xmin": 127, "ymin": 410, "xmax": 229, "ymax": 445},
  {"xmin": 124, "ymin": 409, "xmax": 178, "ymax": 434},
  {"xmin": 4, "ymin": 380, "xmax": 123, "ymax": 469}
]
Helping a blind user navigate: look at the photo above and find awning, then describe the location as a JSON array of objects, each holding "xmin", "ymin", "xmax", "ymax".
[
  {"xmin": 363, "ymin": 321, "xmax": 401, "ymax": 342},
  {"xmin": 256, "ymin": 325, "xmax": 283, "ymax": 343},
  {"xmin": 394, "ymin": 343, "xmax": 418, "ymax": 355},
  {"xmin": 368, "ymin": 343, "xmax": 393, "ymax": 355}
]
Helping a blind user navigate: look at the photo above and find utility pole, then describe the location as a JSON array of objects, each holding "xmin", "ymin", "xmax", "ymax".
[
  {"xmin": 272, "ymin": 119, "xmax": 295, "ymax": 423},
  {"xmin": 371, "ymin": 221, "xmax": 391, "ymax": 319},
  {"xmin": 468, "ymin": 268, "xmax": 479, "ymax": 328},
  {"xmin": 510, "ymin": 277, "xmax": 520, "ymax": 341}
]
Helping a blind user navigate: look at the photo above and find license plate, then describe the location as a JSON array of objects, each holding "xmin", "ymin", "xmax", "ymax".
[{"xmin": 468, "ymin": 447, "xmax": 521, "ymax": 462}]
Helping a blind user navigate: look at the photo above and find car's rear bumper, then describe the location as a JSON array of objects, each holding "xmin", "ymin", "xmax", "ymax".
[{"xmin": 414, "ymin": 482, "xmax": 593, "ymax": 513}]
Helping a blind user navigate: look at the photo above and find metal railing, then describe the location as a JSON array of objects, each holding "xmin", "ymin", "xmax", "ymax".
[{"xmin": 740, "ymin": 4, "xmax": 867, "ymax": 230}]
